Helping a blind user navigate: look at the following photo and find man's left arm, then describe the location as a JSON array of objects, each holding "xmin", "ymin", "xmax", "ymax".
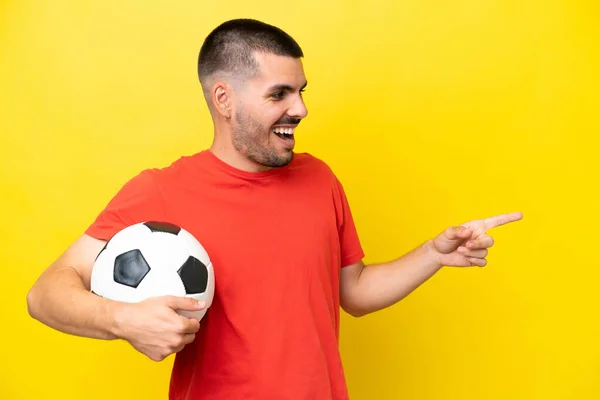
[{"xmin": 340, "ymin": 212, "xmax": 523, "ymax": 317}]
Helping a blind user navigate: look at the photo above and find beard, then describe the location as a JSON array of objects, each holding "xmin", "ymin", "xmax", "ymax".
[{"xmin": 231, "ymin": 110, "xmax": 294, "ymax": 168}]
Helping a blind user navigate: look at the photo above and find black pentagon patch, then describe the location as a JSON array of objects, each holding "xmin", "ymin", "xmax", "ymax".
[
  {"xmin": 177, "ymin": 256, "xmax": 208, "ymax": 294},
  {"xmin": 114, "ymin": 249, "xmax": 151, "ymax": 288},
  {"xmin": 143, "ymin": 221, "xmax": 181, "ymax": 235}
]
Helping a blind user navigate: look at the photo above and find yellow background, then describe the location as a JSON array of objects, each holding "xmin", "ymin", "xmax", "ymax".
[{"xmin": 2, "ymin": 0, "xmax": 599, "ymax": 399}]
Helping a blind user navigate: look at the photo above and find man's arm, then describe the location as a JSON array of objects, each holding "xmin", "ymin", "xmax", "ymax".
[
  {"xmin": 27, "ymin": 233, "xmax": 207, "ymax": 361},
  {"xmin": 339, "ymin": 212, "xmax": 523, "ymax": 317},
  {"xmin": 26, "ymin": 234, "xmax": 122, "ymax": 339},
  {"xmin": 340, "ymin": 241, "xmax": 441, "ymax": 317}
]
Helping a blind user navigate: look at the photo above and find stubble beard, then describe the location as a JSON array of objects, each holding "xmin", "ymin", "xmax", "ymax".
[{"xmin": 231, "ymin": 110, "xmax": 293, "ymax": 169}]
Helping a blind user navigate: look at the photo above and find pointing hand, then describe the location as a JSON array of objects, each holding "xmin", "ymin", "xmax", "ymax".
[{"xmin": 430, "ymin": 212, "xmax": 523, "ymax": 267}]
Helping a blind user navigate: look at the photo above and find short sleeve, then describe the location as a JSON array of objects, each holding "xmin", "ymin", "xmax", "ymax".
[
  {"xmin": 85, "ymin": 169, "xmax": 166, "ymax": 241},
  {"xmin": 332, "ymin": 176, "xmax": 365, "ymax": 267}
]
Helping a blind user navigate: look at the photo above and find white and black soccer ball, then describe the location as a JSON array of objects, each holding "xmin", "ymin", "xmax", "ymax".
[{"xmin": 91, "ymin": 221, "xmax": 214, "ymax": 321}]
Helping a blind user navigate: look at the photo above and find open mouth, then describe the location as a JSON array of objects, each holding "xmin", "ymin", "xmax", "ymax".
[{"xmin": 272, "ymin": 126, "xmax": 295, "ymax": 147}]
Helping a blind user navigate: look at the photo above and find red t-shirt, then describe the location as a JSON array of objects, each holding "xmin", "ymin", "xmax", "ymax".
[{"xmin": 85, "ymin": 150, "xmax": 364, "ymax": 399}]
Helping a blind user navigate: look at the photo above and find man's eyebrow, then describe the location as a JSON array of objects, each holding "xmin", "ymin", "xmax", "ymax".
[{"xmin": 267, "ymin": 81, "xmax": 308, "ymax": 93}]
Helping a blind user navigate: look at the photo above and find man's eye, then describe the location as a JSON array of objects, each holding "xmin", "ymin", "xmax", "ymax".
[{"xmin": 272, "ymin": 92, "xmax": 284, "ymax": 100}]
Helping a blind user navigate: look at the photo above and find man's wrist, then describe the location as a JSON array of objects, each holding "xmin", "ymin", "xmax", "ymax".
[
  {"xmin": 422, "ymin": 239, "xmax": 444, "ymax": 270},
  {"xmin": 104, "ymin": 298, "xmax": 128, "ymax": 340}
]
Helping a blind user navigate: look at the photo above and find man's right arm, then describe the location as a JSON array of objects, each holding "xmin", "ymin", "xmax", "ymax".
[
  {"xmin": 26, "ymin": 233, "xmax": 207, "ymax": 361},
  {"xmin": 26, "ymin": 234, "xmax": 122, "ymax": 340}
]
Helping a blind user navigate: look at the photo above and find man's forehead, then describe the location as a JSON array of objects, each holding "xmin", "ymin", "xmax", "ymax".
[{"xmin": 252, "ymin": 51, "xmax": 306, "ymax": 87}]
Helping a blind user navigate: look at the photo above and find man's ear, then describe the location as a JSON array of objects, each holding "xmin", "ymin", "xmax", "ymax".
[{"xmin": 212, "ymin": 82, "xmax": 232, "ymax": 119}]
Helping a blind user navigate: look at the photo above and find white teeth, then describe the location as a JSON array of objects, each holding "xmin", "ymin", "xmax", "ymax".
[{"xmin": 273, "ymin": 127, "xmax": 295, "ymax": 135}]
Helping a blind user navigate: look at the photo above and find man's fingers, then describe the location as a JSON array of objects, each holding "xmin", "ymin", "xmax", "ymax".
[
  {"xmin": 180, "ymin": 316, "xmax": 201, "ymax": 333},
  {"xmin": 466, "ymin": 234, "xmax": 494, "ymax": 249},
  {"xmin": 171, "ymin": 333, "xmax": 197, "ymax": 354},
  {"xmin": 434, "ymin": 226, "xmax": 473, "ymax": 254},
  {"xmin": 467, "ymin": 257, "xmax": 487, "ymax": 267},
  {"xmin": 483, "ymin": 212, "xmax": 523, "ymax": 230},
  {"xmin": 457, "ymin": 247, "xmax": 488, "ymax": 258},
  {"xmin": 181, "ymin": 333, "xmax": 197, "ymax": 345},
  {"xmin": 165, "ymin": 296, "xmax": 206, "ymax": 312}
]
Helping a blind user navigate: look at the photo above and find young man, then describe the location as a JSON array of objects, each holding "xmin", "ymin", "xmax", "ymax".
[{"xmin": 27, "ymin": 19, "xmax": 522, "ymax": 399}]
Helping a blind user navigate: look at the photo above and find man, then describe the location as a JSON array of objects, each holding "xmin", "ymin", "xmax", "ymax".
[{"xmin": 27, "ymin": 18, "xmax": 522, "ymax": 399}]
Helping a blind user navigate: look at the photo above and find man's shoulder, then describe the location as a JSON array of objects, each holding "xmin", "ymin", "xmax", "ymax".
[
  {"xmin": 114, "ymin": 152, "xmax": 205, "ymax": 194},
  {"xmin": 289, "ymin": 153, "xmax": 344, "ymax": 190},
  {"xmin": 146, "ymin": 151, "xmax": 207, "ymax": 178},
  {"xmin": 292, "ymin": 152, "xmax": 336, "ymax": 176}
]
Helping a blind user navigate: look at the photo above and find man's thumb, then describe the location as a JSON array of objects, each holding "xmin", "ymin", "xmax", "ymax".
[
  {"xmin": 434, "ymin": 225, "xmax": 472, "ymax": 254},
  {"xmin": 445, "ymin": 225, "xmax": 471, "ymax": 240}
]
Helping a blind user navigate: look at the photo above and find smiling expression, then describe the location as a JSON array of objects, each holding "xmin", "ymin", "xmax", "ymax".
[{"xmin": 227, "ymin": 52, "xmax": 308, "ymax": 169}]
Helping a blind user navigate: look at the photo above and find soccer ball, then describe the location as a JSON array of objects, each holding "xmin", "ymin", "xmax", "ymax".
[{"xmin": 90, "ymin": 221, "xmax": 214, "ymax": 321}]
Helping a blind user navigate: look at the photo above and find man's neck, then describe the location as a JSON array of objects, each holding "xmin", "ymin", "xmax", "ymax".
[{"xmin": 209, "ymin": 130, "xmax": 272, "ymax": 173}]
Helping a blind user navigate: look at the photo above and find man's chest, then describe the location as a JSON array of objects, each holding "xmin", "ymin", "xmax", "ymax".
[{"xmin": 159, "ymin": 182, "xmax": 342, "ymax": 295}]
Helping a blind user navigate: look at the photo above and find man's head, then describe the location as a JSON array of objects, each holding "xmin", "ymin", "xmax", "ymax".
[{"xmin": 198, "ymin": 19, "xmax": 308, "ymax": 171}]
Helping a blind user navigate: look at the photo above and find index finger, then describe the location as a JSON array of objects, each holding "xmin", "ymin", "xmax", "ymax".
[{"xmin": 483, "ymin": 212, "xmax": 523, "ymax": 229}]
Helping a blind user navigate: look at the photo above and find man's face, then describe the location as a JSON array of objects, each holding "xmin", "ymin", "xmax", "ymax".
[{"xmin": 230, "ymin": 52, "xmax": 308, "ymax": 169}]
